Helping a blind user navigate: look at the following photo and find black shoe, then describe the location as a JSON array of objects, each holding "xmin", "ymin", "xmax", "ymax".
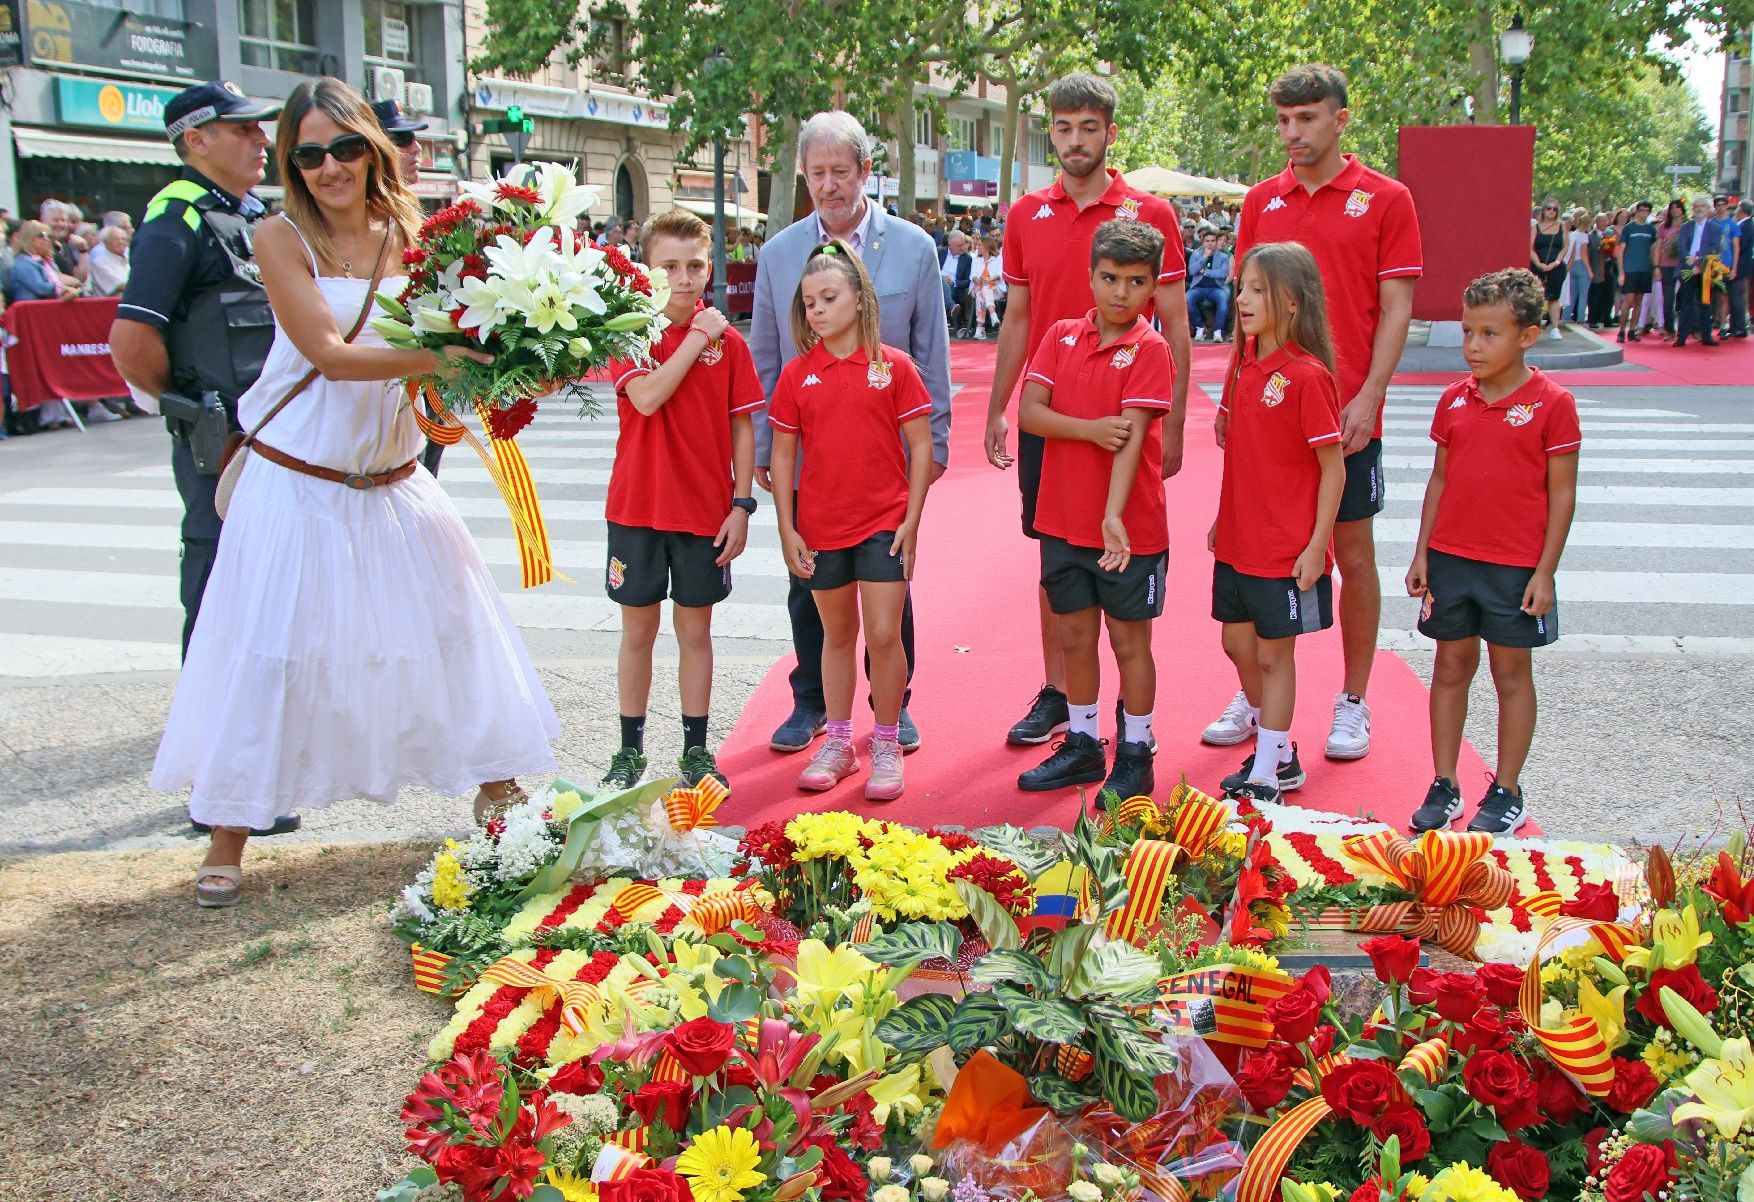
[
  {"xmin": 600, "ymin": 747, "xmax": 648, "ymax": 790},
  {"xmin": 1410, "ymin": 776, "xmax": 1464, "ymax": 833},
  {"xmin": 1467, "ymin": 781, "xmax": 1530, "ymax": 835},
  {"xmin": 678, "ymin": 746, "xmax": 729, "ymax": 794},
  {"xmin": 1007, "ymin": 685, "xmax": 1070, "ymax": 745},
  {"xmin": 1224, "ymin": 780, "xmax": 1283, "ymax": 805},
  {"xmin": 1018, "ymin": 731, "xmax": 1106, "ymax": 792},
  {"xmin": 1099, "ymin": 740, "xmax": 1154, "ymax": 807},
  {"xmin": 1616, "ymin": 331, "xmax": 1625, "ymax": 343},
  {"xmin": 1673, "ymin": 336, "xmax": 1689, "ymax": 347},
  {"xmin": 1219, "ymin": 743, "xmax": 1307, "ymax": 793},
  {"xmin": 191, "ymin": 814, "xmax": 303, "ymax": 837},
  {"xmin": 1628, "ymin": 333, "xmax": 1641, "ymax": 342},
  {"xmin": 1702, "ymin": 336, "xmax": 1720, "ymax": 346},
  {"xmin": 898, "ymin": 708, "xmax": 921, "ymax": 754},
  {"xmin": 770, "ymin": 707, "xmax": 827, "ymax": 752},
  {"xmin": 1113, "ymin": 698, "xmax": 1158, "ymax": 754}
]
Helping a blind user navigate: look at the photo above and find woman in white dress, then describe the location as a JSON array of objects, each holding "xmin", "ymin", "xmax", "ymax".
[{"xmin": 152, "ymin": 77, "xmax": 560, "ymax": 906}]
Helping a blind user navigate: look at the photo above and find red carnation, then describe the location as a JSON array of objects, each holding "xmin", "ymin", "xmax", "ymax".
[
  {"xmin": 1561, "ymin": 882, "xmax": 1620, "ymax": 920},
  {"xmin": 1583, "ymin": 1127, "xmax": 1611, "ymax": 1174},
  {"xmin": 1475, "ymin": 961, "xmax": 1525, "ymax": 1009},
  {"xmin": 1347, "ymin": 1183, "xmax": 1382, "ymax": 1202},
  {"xmin": 1360, "ymin": 934, "xmax": 1421, "ymax": 985},
  {"xmin": 1635, "ymin": 964, "xmax": 1719, "ymax": 1028},
  {"xmin": 605, "ymin": 245, "xmax": 636, "ymax": 275},
  {"xmin": 1370, "ymin": 1103, "xmax": 1430, "ymax": 1162},
  {"xmin": 1486, "ymin": 1137, "xmax": 1551, "ymax": 1201},
  {"xmin": 1603, "ymin": 1143, "xmax": 1676, "ymax": 1202},
  {"xmin": 1235, "ymin": 1052, "xmax": 1294, "ymax": 1113},
  {"xmin": 1605, "ymin": 1056, "xmax": 1661, "ymax": 1113},
  {"xmin": 485, "ymin": 397, "xmax": 538, "ymax": 441},
  {"xmin": 1320, "ymin": 1058, "xmax": 1401, "ymax": 1125}
]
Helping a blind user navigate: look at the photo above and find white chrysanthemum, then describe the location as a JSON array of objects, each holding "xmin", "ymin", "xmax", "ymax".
[{"xmin": 394, "ymin": 883, "xmax": 436, "ymax": 925}]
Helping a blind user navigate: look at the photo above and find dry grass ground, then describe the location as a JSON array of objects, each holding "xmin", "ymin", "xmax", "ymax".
[{"xmin": 0, "ymin": 841, "xmax": 448, "ymax": 1202}]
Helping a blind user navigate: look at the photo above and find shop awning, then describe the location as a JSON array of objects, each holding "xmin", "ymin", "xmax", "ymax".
[
  {"xmin": 14, "ymin": 128, "xmax": 182, "ymax": 166},
  {"xmin": 943, "ymin": 193, "xmax": 995, "ymax": 209},
  {"xmin": 671, "ymin": 197, "xmax": 765, "ymax": 224}
]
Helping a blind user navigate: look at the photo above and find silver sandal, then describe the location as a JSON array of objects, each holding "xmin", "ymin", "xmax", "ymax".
[{"xmin": 195, "ymin": 865, "xmax": 243, "ymax": 908}]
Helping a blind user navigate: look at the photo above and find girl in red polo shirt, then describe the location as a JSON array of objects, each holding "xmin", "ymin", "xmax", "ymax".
[
  {"xmin": 768, "ymin": 242, "xmax": 935, "ymax": 801},
  {"xmin": 1209, "ymin": 242, "xmax": 1346, "ymax": 806}
]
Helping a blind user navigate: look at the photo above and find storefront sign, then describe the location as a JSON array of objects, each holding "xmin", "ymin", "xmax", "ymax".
[
  {"xmin": 947, "ymin": 179, "xmax": 996, "ymax": 197},
  {"xmin": 474, "ymin": 79, "xmax": 671, "ymax": 130},
  {"xmin": 24, "ymin": 0, "xmax": 218, "ymax": 82},
  {"xmin": 0, "ymin": 1, "xmax": 24, "ymax": 67},
  {"xmin": 54, "ymin": 75, "xmax": 181, "ymax": 132}
]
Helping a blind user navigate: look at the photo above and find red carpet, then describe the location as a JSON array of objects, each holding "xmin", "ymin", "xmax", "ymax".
[{"xmin": 717, "ymin": 341, "xmax": 1487, "ymax": 832}]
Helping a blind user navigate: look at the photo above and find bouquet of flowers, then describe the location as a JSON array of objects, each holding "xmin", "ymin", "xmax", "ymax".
[{"xmin": 372, "ymin": 160, "xmax": 670, "ymax": 439}]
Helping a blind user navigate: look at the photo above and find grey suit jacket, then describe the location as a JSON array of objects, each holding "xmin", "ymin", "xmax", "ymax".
[{"xmin": 748, "ymin": 206, "xmax": 953, "ymax": 467}]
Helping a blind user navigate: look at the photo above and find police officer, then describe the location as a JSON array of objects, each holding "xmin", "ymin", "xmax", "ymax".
[{"xmin": 109, "ymin": 81, "xmax": 298, "ymax": 837}]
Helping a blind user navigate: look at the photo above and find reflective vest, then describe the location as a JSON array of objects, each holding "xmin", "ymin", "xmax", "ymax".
[{"xmin": 146, "ymin": 178, "xmax": 274, "ymax": 406}]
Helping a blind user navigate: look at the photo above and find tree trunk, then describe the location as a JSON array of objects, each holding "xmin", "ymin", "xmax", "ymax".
[
  {"xmin": 1467, "ymin": 0, "xmax": 1499, "ymax": 124},
  {"xmin": 999, "ymin": 83, "xmax": 1022, "ymax": 208},
  {"xmin": 767, "ymin": 115, "xmax": 801, "ymax": 235},
  {"xmin": 893, "ymin": 67, "xmax": 918, "ymax": 216}
]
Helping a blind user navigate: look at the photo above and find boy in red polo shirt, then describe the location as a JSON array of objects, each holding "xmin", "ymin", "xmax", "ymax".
[
  {"xmin": 602, "ymin": 210, "xmax": 765, "ymax": 795},
  {"xmin": 1015, "ymin": 221, "xmax": 1175, "ymax": 805},
  {"xmin": 1406, "ymin": 268, "xmax": 1580, "ymax": 836}
]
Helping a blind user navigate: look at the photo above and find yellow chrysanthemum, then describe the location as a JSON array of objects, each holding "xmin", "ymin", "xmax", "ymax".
[
  {"xmin": 1642, "ymin": 1029, "xmax": 1697, "ymax": 1084},
  {"xmin": 786, "ymin": 812, "xmax": 870, "ymax": 861},
  {"xmin": 549, "ymin": 789, "xmax": 585, "ymax": 823},
  {"xmin": 676, "ymin": 1125, "xmax": 767, "ymax": 1202},
  {"xmin": 432, "ymin": 848, "xmax": 473, "ymax": 911},
  {"xmin": 546, "ymin": 1169, "xmax": 599, "ymax": 1202},
  {"xmin": 1423, "ymin": 1163, "xmax": 1520, "ymax": 1202}
]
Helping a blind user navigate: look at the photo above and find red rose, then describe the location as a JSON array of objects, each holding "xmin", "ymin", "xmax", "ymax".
[
  {"xmin": 1583, "ymin": 1127, "xmax": 1610, "ymax": 1174},
  {"xmin": 1634, "ymin": 964, "xmax": 1719, "ymax": 1028},
  {"xmin": 668, "ymin": 1016, "xmax": 738, "ymax": 1077},
  {"xmin": 1453, "ymin": 1007, "xmax": 1515, "ymax": 1057},
  {"xmin": 1561, "ymin": 882, "xmax": 1620, "ymax": 920},
  {"xmin": 1267, "ymin": 985, "xmax": 1324, "ymax": 1045},
  {"xmin": 1463, "ymin": 1050, "xmax": 1538, "ymax": 1130},
  {"xmin": 1361, "ymin": 935, "xmax": 1422, "ymax": 985},
  {"xmin": 1531, "ymin": 1060, "xmax": 1585, "ymax": 1126},
  {"xmin": 1236, "ymin": 1053, "xmax": 1295, "ymax": 1112},
  {"xmin": 798, "ymin": 1135, "xmax": 867, "ymax": 1202},
  {"xmin": 627, "ymin": 1080, "xmax": 692, "ymax": 1131},
  {"xmin": 1431, "ymin": 972, "xmax": 1487, "ymax": 1024},
  {"xmin": 547, "ymin": 1060, "xmax": 604, "ymax": 1096},
  {"xmin": 1407, "ymin": 967, "xmax": 1442, "ymax": 1006},
  {"xmin": 1476, "ymin": 962, "xmax": 1525, "ymax": 1009},
  {"xmin": 1486, "ymin": 1138, "xmax": 1551, "ymax": 1201},
  {"xmin": 1308, "ymin": 1025, "xmax": 1338, "ymax": 1061},
  {"xmin": 601, "ymin": 1168, "xmax": 693, "ymax": 1202},
  {"xmin": 1370, "ymin": 1103, "xmax": 1431, "ymax": 1162},
  {"xmin": 1605, "ymin": 1057, "xmax": 1661, "ymax": 1113},
  {"xmin": 1603, "ymin": 1143, "xmax": 1675, "ymax": 1202},
  {"xmin": 1321, "ymin": 1058, "xmax": 1401, "ymax": 1125}
]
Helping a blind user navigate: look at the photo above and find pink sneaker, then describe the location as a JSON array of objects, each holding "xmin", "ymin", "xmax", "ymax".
[
  {"xmin": 865, "ymin": 738, "xmax": 904, "ymax": 801},
  {"xmin": 798, "ymin": 738, "xmax": 858, "ymax": 791}
]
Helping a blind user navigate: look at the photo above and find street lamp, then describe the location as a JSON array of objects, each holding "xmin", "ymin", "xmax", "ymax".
[
  {"xmin": 705, "ymin": 46, "xmax": 732, "ymax": 312},
  {"xmin": 1500, "ymin": 12, "xmax": 1533, "ymax": 125}
]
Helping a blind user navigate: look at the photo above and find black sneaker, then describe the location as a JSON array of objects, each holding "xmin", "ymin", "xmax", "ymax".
[
  {"xmin": 1101, "ymin": 740, "xmax": 1154, "ymax": 805},
  {"xmin": 600, "ymin": 747, "xmax": 648, "ymax": 791},
  {"xmin": 1007, "ymin": 685, "xmax": 1070, "ymax": 746},
  {"xmin": 678, "ymin": 746, "xmax": 729, "ymax": 794},
  {"xmin": 1219, "ymin": 744, "xmax": 1307, "ymax": 793},
  {"xmin": 1018, "ymin": 732, "xmax": 1106, "ymax": 792},
  {"xmin": 1467, "ymin": 781, "xmax": 1530, "ymax": 835},
  {"xmin": 1410, "ymin": 776, "xmax": 1464, "ymax": 833},
  {"xmin": 1112, "ymin": 699, "xmax": 1158, "ymax": 754},
  {"xmin": 1224, "ymin": 780, "xmax": 1283, "ymax": 805}
]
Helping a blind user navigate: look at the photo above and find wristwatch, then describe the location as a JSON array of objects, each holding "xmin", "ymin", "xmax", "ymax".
[{"xmin": 731, "ymin": 496, "xmax": 757, "ymax": 514}]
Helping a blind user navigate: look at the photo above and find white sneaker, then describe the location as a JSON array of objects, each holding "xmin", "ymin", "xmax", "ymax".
[
  {"xmin": 1326, "ymin": 693, "xmax": 1371, "ymax": 760},
  {"xmin": 1200, "ymin": 689, "xmax": 1259, "ymax": 746},
  {"xmin": 1548, "ymin": 326, "xmax": 1563, "ymax": 341}
]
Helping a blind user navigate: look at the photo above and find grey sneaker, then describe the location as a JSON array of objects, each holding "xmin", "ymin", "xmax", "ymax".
[{"xmin": 600, "ymin": 747, "xmax": 648, "ymax": 791}]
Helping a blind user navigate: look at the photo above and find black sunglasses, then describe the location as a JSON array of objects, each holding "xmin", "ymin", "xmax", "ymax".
[
  {"xmin": 289, "ymin": 133, "xmax": 370, "ymax": 171},
  {"xmin": 387, "ymin": 130, "xmax": 416, "ymax": 148}
]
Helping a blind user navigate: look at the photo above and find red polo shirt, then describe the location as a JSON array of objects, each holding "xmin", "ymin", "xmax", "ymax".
[
  {"xmin": 1025, "ymin": 314, "xmax": 1173, "ymax": 554},
  {"xmin": 606, "ymin": 313, "xmax": 765, "ymax": 537},
  {"xmin": 767, "ymin": 341, "xmax": 932, "ymax": 551},
  {"xmin": 1234, "ymin": 154, "xmax": 1422, "ymax": 436},
  {"xmin": 1003, "ymin": 169, "xmax": 1187, "ymax": 361},
  {"xmin": 1215, "ymin": 341, "xmax": 1344, "ymax": 577},
  {"xmin": 1429, "ymin": 368, "xmax": 1581, "ymax": 569}
]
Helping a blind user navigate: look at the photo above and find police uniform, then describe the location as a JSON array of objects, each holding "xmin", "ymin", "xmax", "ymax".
[{"xmin": 115, "ymin": 81, "xmax": 280, "ymax": 657}]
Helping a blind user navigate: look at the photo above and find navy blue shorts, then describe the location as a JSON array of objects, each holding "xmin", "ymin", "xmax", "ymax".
[
  {"xmin": 1417, "ymin": 548, "xmax": 1558, "ymax": 648},
  {"xmin": 1212, "ymin": 560, "xmax": 1334, "ymax": 639}
]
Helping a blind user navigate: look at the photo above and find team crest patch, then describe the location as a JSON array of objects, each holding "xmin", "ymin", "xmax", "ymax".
[
  {"xmin": 608, "ymin": 557, "xmax": 627, "ymax": 590},
  {"xmin": 699, "ymin": 338, "xmax": 724, "ymax": 366},
  {"xmin": 1505, "ymin": 401, "xmax": 1540, "ymax": 427},
  {"xmin": 1115, "ymin": 197, "xmax": 1142, "ymax": 222},
  {"xmin": 867, "ymin": 360, "xmax": 893, "ymax": 389},
  {"xmin": 1343, "ymin": 189, "xmax": 1374, "ymax": 218},
  {"xmin": 1110, "ymin": 345, "xmax": 1137, "ymax": 369},
  {"xmin": 1261, "ymin": 371, "xmax": 1290, "ymax": 407}
]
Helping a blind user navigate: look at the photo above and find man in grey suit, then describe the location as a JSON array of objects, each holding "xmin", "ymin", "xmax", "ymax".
[{"xmin": 750, "ymin": 110, "xmax": 953, "ymax": 754}]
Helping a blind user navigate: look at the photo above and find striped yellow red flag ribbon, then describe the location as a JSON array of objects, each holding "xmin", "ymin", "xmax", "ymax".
[
  {"xmin": 1518, "ymin": 913, "xmax": 1639, "ymax": 1095},
  {"xmin": 664, "ymin": 777, "xmax": 728, "ymax": 832},
  {"xmin": 606, "ymin": 1126, "xmax": 649, "ymax": 1155},
  {"xmin": 1053, "ymin": 1043, "xmax": 1094, "ymax": 1081},
  {"xmin": 1335, "ymin": 830, "xmax": 1516, "ymax": 958},
  {"xmin": 1101, "ymin": 793, "xmax": 1163, "ymax": 835},
  {"xmin": 1103, "ymin": 839, "xmax": 1186, "ymax": 943},
  {"xmin": 1155, "ymin": 962, "xmax": 1296, "ymax": 1048},
  {"xmin": 591, "ymin": 1143, "xmax": 653, "ymax": 1183},
  {"xmin": 650, "ymin": 1049, "xmax": 690, "ymax": 1083},
  {"xmin": 1236, "ymin": 1039, "xmax": 1448, "ymax": 1202},
  {"xmin": 1167, "ymin": 783, "xmax": 1229, "ymax": 858},
  {"xmin": 609, "ymin": 882, "xmax": 667, "ymax": 919},
  {"xmin": 410, "ymin": 943, "xmax": 453, "ymax": 995},
  {"xmin": 850, "ymin": 911, "xmax": 877, "ymax": 943},
  {"xmin": 682, "ymin": 889, "xmax": 763, "ymax": 936},
  {"xmin": 480, "ymin": 954, "xmax": 602, "ymax": 1035},
  {"xmin": 1522, "ymin": 890, "xmax": 1564, "ymax": 920}
]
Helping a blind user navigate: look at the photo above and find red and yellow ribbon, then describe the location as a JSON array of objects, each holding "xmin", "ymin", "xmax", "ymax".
[
  {"xmin": 1155, "ymin": 962, "xmax": 1296, "ymax": 1048},
  {"xmin": 664, "ymin": 777, "xmax": 728, "ymax": 833},
  {"xmin": 480, "ymin": 954, "xmax": 604, "ymax": 1036},
  {"xmin": 410, "ymin": 942, "xmax": 455, "ymax": 995},
  {"xmin": 1324, "ymin": 830, "xmax": 1516, "ymax": 958},
  {"xmin": 1518, "ymin": 913, "xmax": 1640, "ymax": 1095},
  {"xmin": 1103, "ymin": 838, "xmax": 1186, "ymax": 943}
]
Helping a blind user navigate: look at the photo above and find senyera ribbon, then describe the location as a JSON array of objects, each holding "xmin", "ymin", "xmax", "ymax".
[
  {"xmin": 1517, "ymin": 912, "xmax": 1639, "ymax": 1095},
  {"xmin": 1098, "ymin": 786, "xmax": 1233, "ymax": 944},
  {"xmin": 1299, "ymin": 830, "xmax": 1517, "ymax": 959}
]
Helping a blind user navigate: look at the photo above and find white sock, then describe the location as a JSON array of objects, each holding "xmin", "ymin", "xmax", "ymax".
[
  {"xmin": 1251, "ymin": 727, "xmax": 1289, "ymax": 784},
  {"xmin": 1069, "ymin": 701, "xmax": 1100, "ymax": 739},
  {"xmin": 1123, "ymin": 709, "xmax": 1153, "ymax": 745}
]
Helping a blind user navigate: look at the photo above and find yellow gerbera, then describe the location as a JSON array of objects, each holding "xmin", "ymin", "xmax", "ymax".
[
  {"xmin": 676, "ymin": 1125, "xmax": 767, "ymax": 1202},
  {"xmin": 546, "ymin": 1169, "xmax": 599, "ymax": 1202}
]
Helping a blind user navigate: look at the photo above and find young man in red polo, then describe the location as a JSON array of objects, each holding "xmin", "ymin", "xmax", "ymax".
[
  {"xmin": 983, "ymin": 71, "xmax": 1191, "ymax": 750},
  {"xmin": 1208, "ymin": 63, "xmax": 1422, "ymax": 766}
]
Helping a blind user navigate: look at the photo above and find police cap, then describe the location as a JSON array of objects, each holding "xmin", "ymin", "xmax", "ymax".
[{"xmin": 164, "ymin": 81, "xmax": 282, "ymax": 142}]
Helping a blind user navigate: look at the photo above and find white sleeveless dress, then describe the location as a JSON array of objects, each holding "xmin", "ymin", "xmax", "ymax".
[{"xmin": 151, "ymin": 222, "xmax": 560, "ymax": 829}]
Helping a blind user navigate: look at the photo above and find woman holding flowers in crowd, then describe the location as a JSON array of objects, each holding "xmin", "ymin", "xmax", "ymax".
[{"xmin": 152, "ymin": 76, "xmax": 559, "ymax": 908}]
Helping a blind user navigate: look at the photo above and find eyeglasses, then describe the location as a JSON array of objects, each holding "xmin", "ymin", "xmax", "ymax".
[
  {"xmin": 387, "ymin": 130, "xmax": 416, "ymax": 149},
  {"xmin": 289, "ymin": 133, "xmax": 370, "ymax": 171},
  {"xmin": 1543, "ymin": 206, "xmax": 1558, "ymax": 212}
]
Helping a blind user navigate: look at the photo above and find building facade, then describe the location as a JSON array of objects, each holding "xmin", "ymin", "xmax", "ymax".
[
  {"xmin": 1719, "ymin": 30, "xmax": 1752, "ymax": 196},
  {"xmin": 901, "ymin": 70, "xmax": 1055, "ymax": 217}
]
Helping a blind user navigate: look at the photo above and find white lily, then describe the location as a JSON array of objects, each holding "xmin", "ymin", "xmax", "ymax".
[
  {"xmin": 526, "ymin": 281, "xmax": 582, "ymax": 335},
  {"xmin": 484, "ymin": 227, "xmax": 561, "ymax": 287},
  {"xmin": 454, "ymin": 275, "xmax": 514, "ymax": 335},
  {"xmin": 410, "ymin": 305, "xmax": 458, "ymax": 335},
  {"xmin": 645, "ymin": 264, "xmax": 672, "ymax": 312},
  {"xmin": 531, "ymin": 160, "xmax": 598, "ymax": 226}
]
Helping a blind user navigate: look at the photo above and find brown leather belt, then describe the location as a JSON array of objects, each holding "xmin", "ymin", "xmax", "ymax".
[{"xmin": 252, "ymin": 439, "xmax": 418, "ymax": 490}]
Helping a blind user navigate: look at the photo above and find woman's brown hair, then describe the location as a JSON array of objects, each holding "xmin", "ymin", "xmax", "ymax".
[
  {"xmin": 789, "ymin": 238, "xmax": 883, "ymax": 361},
  {"xmin": 1236, "ymin": 241, "xmax": 1336, "ymax": 378},
  {"xmin": 275, "ymin": 76, "xmax": 420, "ymax": 275}
]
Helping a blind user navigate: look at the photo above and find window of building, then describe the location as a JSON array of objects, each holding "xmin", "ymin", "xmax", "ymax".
[
  {"xmin": 591, "ymin": 14, "xmax": 629, "ymax": 83},
  {"xmin": 363, "ymin": 0, "xmax": 417, "ymax": 68},
  {"xmin": 239, "ymin": 0, "xmax": 322, "ymax": 74},
  {"xmin": 914, "ymin": 108, "xmax": 934, "ymax": 148},
  {"xmin": 1028, "ymin": 129, "xmax": 1050, "ymax": 165},
  {"xmin": 133, "ymin": 0, "xmax": 187, "ymax": 16},
  {"xmin": 945, "ymin": 114, "xmax": 976, "ymax": 153}
]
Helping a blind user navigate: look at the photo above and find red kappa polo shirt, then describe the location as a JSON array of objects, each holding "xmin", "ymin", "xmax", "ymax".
[
  {"xmin": 1215, "ymin": 341, "xmax": 1344, "ymax": 577},
  {"xmin": 1003, "ymin": 169, "xmax": 1187, "ymax": 362},
  {"xmin": 767, "ymin": 341, "xmax": 933, "ymax": 551},
  {"xmin": 1235, "ymin": 154, "xmax": 1423, "ymax": 436},
  {"xmin": 1428, "ymin": 368, "xmax": 1582, "ymax": 569},
  {"xmin": 1025, "ymin": 313, "xmax": 1175, "ymax": 554},
  {"xmin": 606, "ymin": 311, "xmax": 765, "ymax": 537}
]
